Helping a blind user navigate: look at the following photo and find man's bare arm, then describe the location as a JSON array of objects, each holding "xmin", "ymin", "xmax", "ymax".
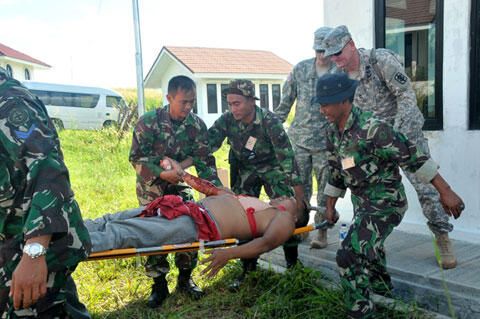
[
  {"xmin": 200, "ymin": 209, "xmax": 295, "ymax": 278},
  {"xmin": 430, "ymin": 173, "xmax": 464, "ymax": 219}
]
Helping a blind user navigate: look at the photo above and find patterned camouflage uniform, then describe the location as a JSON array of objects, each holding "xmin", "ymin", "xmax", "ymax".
[
  {"xmin": 129, "ymin": 105, "xmax": 220, "ymax": 278},
  {"xmin": 275, "ymin": 57, "xmax": 332, "ymax": 223},
  {"xmin": 0, "ymin": 68, "xmax": 91, "ymax": 318},
  {"xmin": 324, "ymin": 26, "xmax": 452, "ymax": 235},
  {"xmin": 209, "ymin": 104, "xmax": 302, "ymax": 199},
  {"xmin": 325, "ymin": 106, "xmax": 438, "ymax": 318}
]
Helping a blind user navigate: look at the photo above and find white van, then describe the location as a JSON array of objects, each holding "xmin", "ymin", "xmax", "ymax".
[{"xmin": 23, "ymin": 81, "xmax": 126, "ymax": 130}]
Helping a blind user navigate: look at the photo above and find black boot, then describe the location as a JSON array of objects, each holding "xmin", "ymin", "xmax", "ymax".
[
  {"xmin": 283, "ymin": 245, "xmax": 302, "ymax": 269},
  {"xmin": 176, "ymin": 269, "xmax": 204, "ymax": 299},
  {"xmin": 228, "ymin": 258, "xmax": 257, "ymax": 292},
  {"xmin": 147, "ymin": 275, "xmax": 169, "ymax": 308}
]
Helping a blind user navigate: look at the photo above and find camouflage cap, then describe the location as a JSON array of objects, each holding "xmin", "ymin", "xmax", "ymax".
[
  {"xmin": 313, "ymin": 26, "xmax": 332, "ymax": 51},
  {"xmin": 323, "ymin": 25, "xmax": 352, "ymax": 57},
  {"xmin": 222, "ymin": 79, "xmax": 259, "ymax": 100}
]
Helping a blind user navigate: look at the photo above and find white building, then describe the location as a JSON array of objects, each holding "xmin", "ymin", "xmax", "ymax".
[
  {"xmin": 0, "ymin": 43, "xmax": 50, "ymax": 81},
  {"xmin": 322, "ymin": 0, "xmax": 479, "ymax": 242},
  {"xmin": 144, "ymin": 46, "xmax": 292, "ymax": 127}
]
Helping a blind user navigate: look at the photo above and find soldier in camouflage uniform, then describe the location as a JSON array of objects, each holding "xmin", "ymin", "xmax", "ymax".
[
  {"xmin": 208, "ymin": 79, "xmax": 306, "ymax": 283},
  {"xmin": 314, "ymin": 73, "xmax": 464, "ymax": 318},
  {"xmin": 129, "ymin": 75, "xmax": 221, "ymax": 308},
  {"xmin": 0, "ymin": 67, "xmax": 92, "ymax": 318},
  {"xmin": 275, "ymin": 27, "xmax": 334, "ymax": 249},
  {"xmin": 323, "ymin": 25, "xmax": 458, "ymax": 268}
]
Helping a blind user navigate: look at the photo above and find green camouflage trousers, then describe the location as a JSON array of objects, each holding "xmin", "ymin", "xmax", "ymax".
[
  {"xmin": 0, "ymin": 271, "xmax": 73, "ymax": 318},
  {"xmin": 401, "ymin": 132, "xmax": 452, "ymax": 234},
  {"xmin": 336, "ymin": 209, "xmax": 403, "ymax": 318},
  {"xmin": 291, "ymin": 144, "xmax": 328, "ymax": 224},
  {"xmin": 141, "ymin": 186, "xmax": 198, "ymax": 278}
]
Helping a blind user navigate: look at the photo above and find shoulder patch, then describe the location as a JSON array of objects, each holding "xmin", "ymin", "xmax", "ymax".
[
  {"xmin": 394, "ymin": 72, "xmax": 408, "ymax": 84},
  {"xmin": 7, "ymin": 108, "xmax": 29, "ymax": 126},
  {"xmin": 15, "ymin": 124, "xmax": 36, "ymax": 139}
]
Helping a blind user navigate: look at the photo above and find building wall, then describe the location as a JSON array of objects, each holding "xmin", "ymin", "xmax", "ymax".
[
  {"xmin": 0, "ymin": 59, "xmax": 34, "ymax": 81},
  {"xmin": 323, "ymin": 0, "xmax": 479, "ymax": 242}
]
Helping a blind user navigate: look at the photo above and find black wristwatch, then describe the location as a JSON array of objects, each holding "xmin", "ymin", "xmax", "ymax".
[{"xmin": 23, "ymin": 243, "xmax": 47, "ymax": 258}]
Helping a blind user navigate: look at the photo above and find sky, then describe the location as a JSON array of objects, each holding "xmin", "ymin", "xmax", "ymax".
[{"xmin": 0, "ymin": 0, "xmax": 325, "ymax": 88}]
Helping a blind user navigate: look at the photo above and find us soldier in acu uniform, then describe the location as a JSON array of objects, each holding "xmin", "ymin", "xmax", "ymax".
[
  {"xmin": 0, "ymin": 67, "xmax": 92, "ymax": 318},
  {"xmin": 314, "ymin": 73, "xmax": 464, "ymax": 319},
  {"xmin": 129, "ymin": 75, "xmax": 222, "ymax": 308},
  {"xmin": 208, "ymin": 79, "xmax": 306, "ymax": 285},
  {"xmin": 275, "ymin": 27, "xmax": 334, "ymax": 249},
  {"xmin": 323, "ymin": 25, "xmax": 458, "ymax": 268}
]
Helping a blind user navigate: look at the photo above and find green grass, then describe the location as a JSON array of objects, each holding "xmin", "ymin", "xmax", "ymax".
[{"xmin": 59, "ymin": 128, "xmax": 429, "ymax": 318}]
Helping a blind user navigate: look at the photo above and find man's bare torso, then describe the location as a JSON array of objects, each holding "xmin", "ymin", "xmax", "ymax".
[{"xmin": 199, "ymin": 195, "xmax": 279, "ymax": 240}]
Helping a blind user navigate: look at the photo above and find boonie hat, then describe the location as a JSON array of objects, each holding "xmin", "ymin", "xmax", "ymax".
[
  {"xmin": 222, "ymin": 79, "xmax": 259, "ymax": 100},
  {"xmin": 311, "ymin": 73, "xmax": 358, "ymax": 104},
  {"xmin": 323, "ymin": 25, "xmax": 352, "ymax": 57},
  {"xmin": 313, "ymin": 26, "xmax": 332, "ymax": 51}
]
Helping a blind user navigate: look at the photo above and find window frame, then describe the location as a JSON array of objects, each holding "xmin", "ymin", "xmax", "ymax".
[
  {"xmin": 259, "ymin": 84, "xmax": 269, "ymax": 109},
  {"xmin": 375, "ymin": 0, "xmax": 444, "ymax": 130},
  {"xmin": 6, "ymin": 64, "xmax": 12, "ymax": 77},
  {"xmin": 206, "ymin": 83, "xmax": 218, "ymax": 114},
  {"xmin": 24, "ymin": 68, "xmax": 30, "ymax": 80},
  {"xmin": 470, "ymin": 0, "xmax": 480, "ymax": 129}
]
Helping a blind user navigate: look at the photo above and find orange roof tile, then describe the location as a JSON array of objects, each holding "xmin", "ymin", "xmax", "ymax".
[
  {"xmin": 0, "ymin": 43, "xmax": 50, "ymax": 68},
  {"xmin": 164, "ymin": 46, "xmax": 292, "ymax": 74}
]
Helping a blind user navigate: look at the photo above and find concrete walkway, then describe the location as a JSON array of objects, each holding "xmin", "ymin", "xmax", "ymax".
[{"xmin": 260, "ymin": 224, "xmax": 480, "ymax": 319}]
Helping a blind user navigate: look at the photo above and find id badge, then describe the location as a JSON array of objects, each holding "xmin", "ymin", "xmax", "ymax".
[
  {"xmin": 245, "ymin": 136, "xmax": 257, "ymax": 151},
  {"xmin": 341, "ymin": 156, "xmax": 355, "ymax": 170}
]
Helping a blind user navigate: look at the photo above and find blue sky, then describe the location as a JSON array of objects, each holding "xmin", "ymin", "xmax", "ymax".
[{"xmin": 0, "ymin": 0, "xmax": 324, "ymax": 88}]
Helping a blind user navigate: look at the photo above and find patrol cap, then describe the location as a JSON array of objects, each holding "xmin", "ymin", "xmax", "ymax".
[
  {"xmin": 311, "ymin": 73, "xmax": 358, "ymax": 104},
  {"xmin": 222, "ymin": 79, "xmax": 259, "ymax": 100},
  {"xmin": 323, "ymin": 25, "xmax": 352, "ymax": 57},
  {"xmin": 313, "ymin": 26, "xmax": 332, "ymax": 51}
]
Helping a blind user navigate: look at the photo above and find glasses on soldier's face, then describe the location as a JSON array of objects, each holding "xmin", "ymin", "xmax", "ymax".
[
  {"xmin": 333, "ymin": 40, "xmax": 351, "ymax": 57},
  {"xmin": 315, "ymin": 50, "xmax": 325, "ymax": 54}
]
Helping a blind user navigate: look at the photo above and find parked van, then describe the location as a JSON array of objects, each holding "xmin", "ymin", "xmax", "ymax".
[{"xmin": 23, "ymin": 81, "xmax": 126, "ymax": 130}]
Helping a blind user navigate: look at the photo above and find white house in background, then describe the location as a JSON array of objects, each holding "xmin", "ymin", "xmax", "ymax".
[
  {"xmin": 322, "ymin": 0, "xmax": 479, "ymax": 242},
  {"xmin": 144, "ymin": 46, "xmax": 292, "ymax": 127},
  {"xmin": 0, "ymin": 43, "xmax": 51, "ymax": 81}
]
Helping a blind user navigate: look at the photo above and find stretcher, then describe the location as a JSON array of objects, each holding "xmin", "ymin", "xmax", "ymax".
[{"xmin": 86, "ymin": 206, "xmax": 329, "ymax": 262}]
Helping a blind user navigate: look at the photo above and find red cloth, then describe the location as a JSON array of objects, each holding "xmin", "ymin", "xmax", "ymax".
[{"xmin": 139, "ymin": 195, "xmax": 221, "ymax": 241}]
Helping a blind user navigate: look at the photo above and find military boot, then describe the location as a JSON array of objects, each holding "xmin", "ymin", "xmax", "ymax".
[
  {"xmin": 310, "ymin": 228, "xmax": 328, "ymax": 249},
  {"xmin": 147, "ymin": 274, "xmax": 169, "ymax": 308},
  {"xmin": 435, "ymin": 233, "xmax": 457, "ymax": 269},
  {"xmin": 283, "ymin": 245, "xmax": 303, "ymax": 269},
  {"xmin": 176, "ymin": 269, "xmax": 204, "ymax": 299},
  {"xmin": 228, "ymin": 258, "xmax": 257, "ymax": 292}
]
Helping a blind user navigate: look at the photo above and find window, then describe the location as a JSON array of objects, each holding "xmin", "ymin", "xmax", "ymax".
[
  {"xmin": 6, "ymin": 64, "xmax": 12, "ymax": 77},
  {"xmin": 259, "ymin": 84, "xmax": 269, "ymax": 109},
  {"xmin": 207, "ymin": 84, "xmax": 218, "ymax": 114},
  {"xmin": 30, "ymin": 90, "xmax": 100, "ymax": 108},
  {"xmin": 272, "ymin": 84, "xmax": 281, "ymax": 108},
  {"xmin": 24, "ymin": 68, "xmax": 30, "ymax": 80},
  {"xmin": 221, "ymin": 84, "xmax": 229, "ymax": 113},
  {"xmin": 375, "ymin": 0, "xmax": 443, "ymax": 130},
  {"xmin": 107, "ymin": 96, "xmax": 126, "ymax": 109},
  {"xmin": 470, "ymin": 0, "xmax": 480, "ymax": 129}
]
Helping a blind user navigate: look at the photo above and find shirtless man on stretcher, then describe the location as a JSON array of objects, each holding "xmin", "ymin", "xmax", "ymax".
[{"xmin": 84, "ymin": 158, "xmax": 309, "ymax": 278}]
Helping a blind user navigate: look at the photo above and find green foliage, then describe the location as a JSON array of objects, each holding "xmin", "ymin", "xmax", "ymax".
[
  {"xmin": 115, "ymin": 88, "xmax": 163, "ymax": 113},
  {"xmin": 61, "ymin": 130, "xmax": 426, "ymax": 318}
]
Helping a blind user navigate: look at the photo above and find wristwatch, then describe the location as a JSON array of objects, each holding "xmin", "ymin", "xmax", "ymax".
[{"xmin": 23, "ymin": 243, "xmax": 47, "ymax": 258}]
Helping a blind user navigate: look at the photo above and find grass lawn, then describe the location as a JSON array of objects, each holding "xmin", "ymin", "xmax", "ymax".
[{"xmin": 60, "ymin": 128, "xmax": 428, "ymax": 319}]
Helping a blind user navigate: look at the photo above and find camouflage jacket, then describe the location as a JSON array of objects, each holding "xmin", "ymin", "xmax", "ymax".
[
  {"xmin": 129, "ymin": 105, "xmax": 220, "ymax": 204},
  {"xmin": 275, "ymin": 57, "xmax": 331, "ymax": 151},
  {"xmin": 331, "ymin": 48, "xmax": 425, "ymax": 138},
  {"xmin": 0, "ymin": 69, "xmax": 91, "ymax": 285},
  {"xmin": 208, "ymin": 106, "xmax": 302, "ymax": 186},
  {"xmin": 324, "ymin": 106, "xmax": 438, "ymax": 214}
]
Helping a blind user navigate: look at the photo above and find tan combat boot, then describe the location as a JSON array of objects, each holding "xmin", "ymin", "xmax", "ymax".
[
  {"xmin": 310, "ymin": 228, "xmax": 328, "ymax": 249},
  {"xmin": 435, "ymin": 233, "xmax": 457, "ymax": 269}
]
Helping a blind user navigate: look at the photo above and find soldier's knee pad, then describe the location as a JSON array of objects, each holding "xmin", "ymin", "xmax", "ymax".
[{"xmin": 336, "ymin": 248, "xmax": 357, "ymax": 269}]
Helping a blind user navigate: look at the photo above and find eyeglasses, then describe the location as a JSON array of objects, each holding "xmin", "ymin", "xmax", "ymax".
[
  {"xmin": 315, "ymin": 50, "xmax": 325, "ymax": 54},
  {"xmin": 333, "ymin": 40, "xmax": 351, "ymax": 57}
]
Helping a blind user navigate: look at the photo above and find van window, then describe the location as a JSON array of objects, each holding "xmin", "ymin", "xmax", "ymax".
[
  {"xmin": 106, "ymin": 96, "xmax": 126, "ymax": 109},
  {"xmin": 31, "ymin": 90, "xmax": 100, "ymax": 108}
]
